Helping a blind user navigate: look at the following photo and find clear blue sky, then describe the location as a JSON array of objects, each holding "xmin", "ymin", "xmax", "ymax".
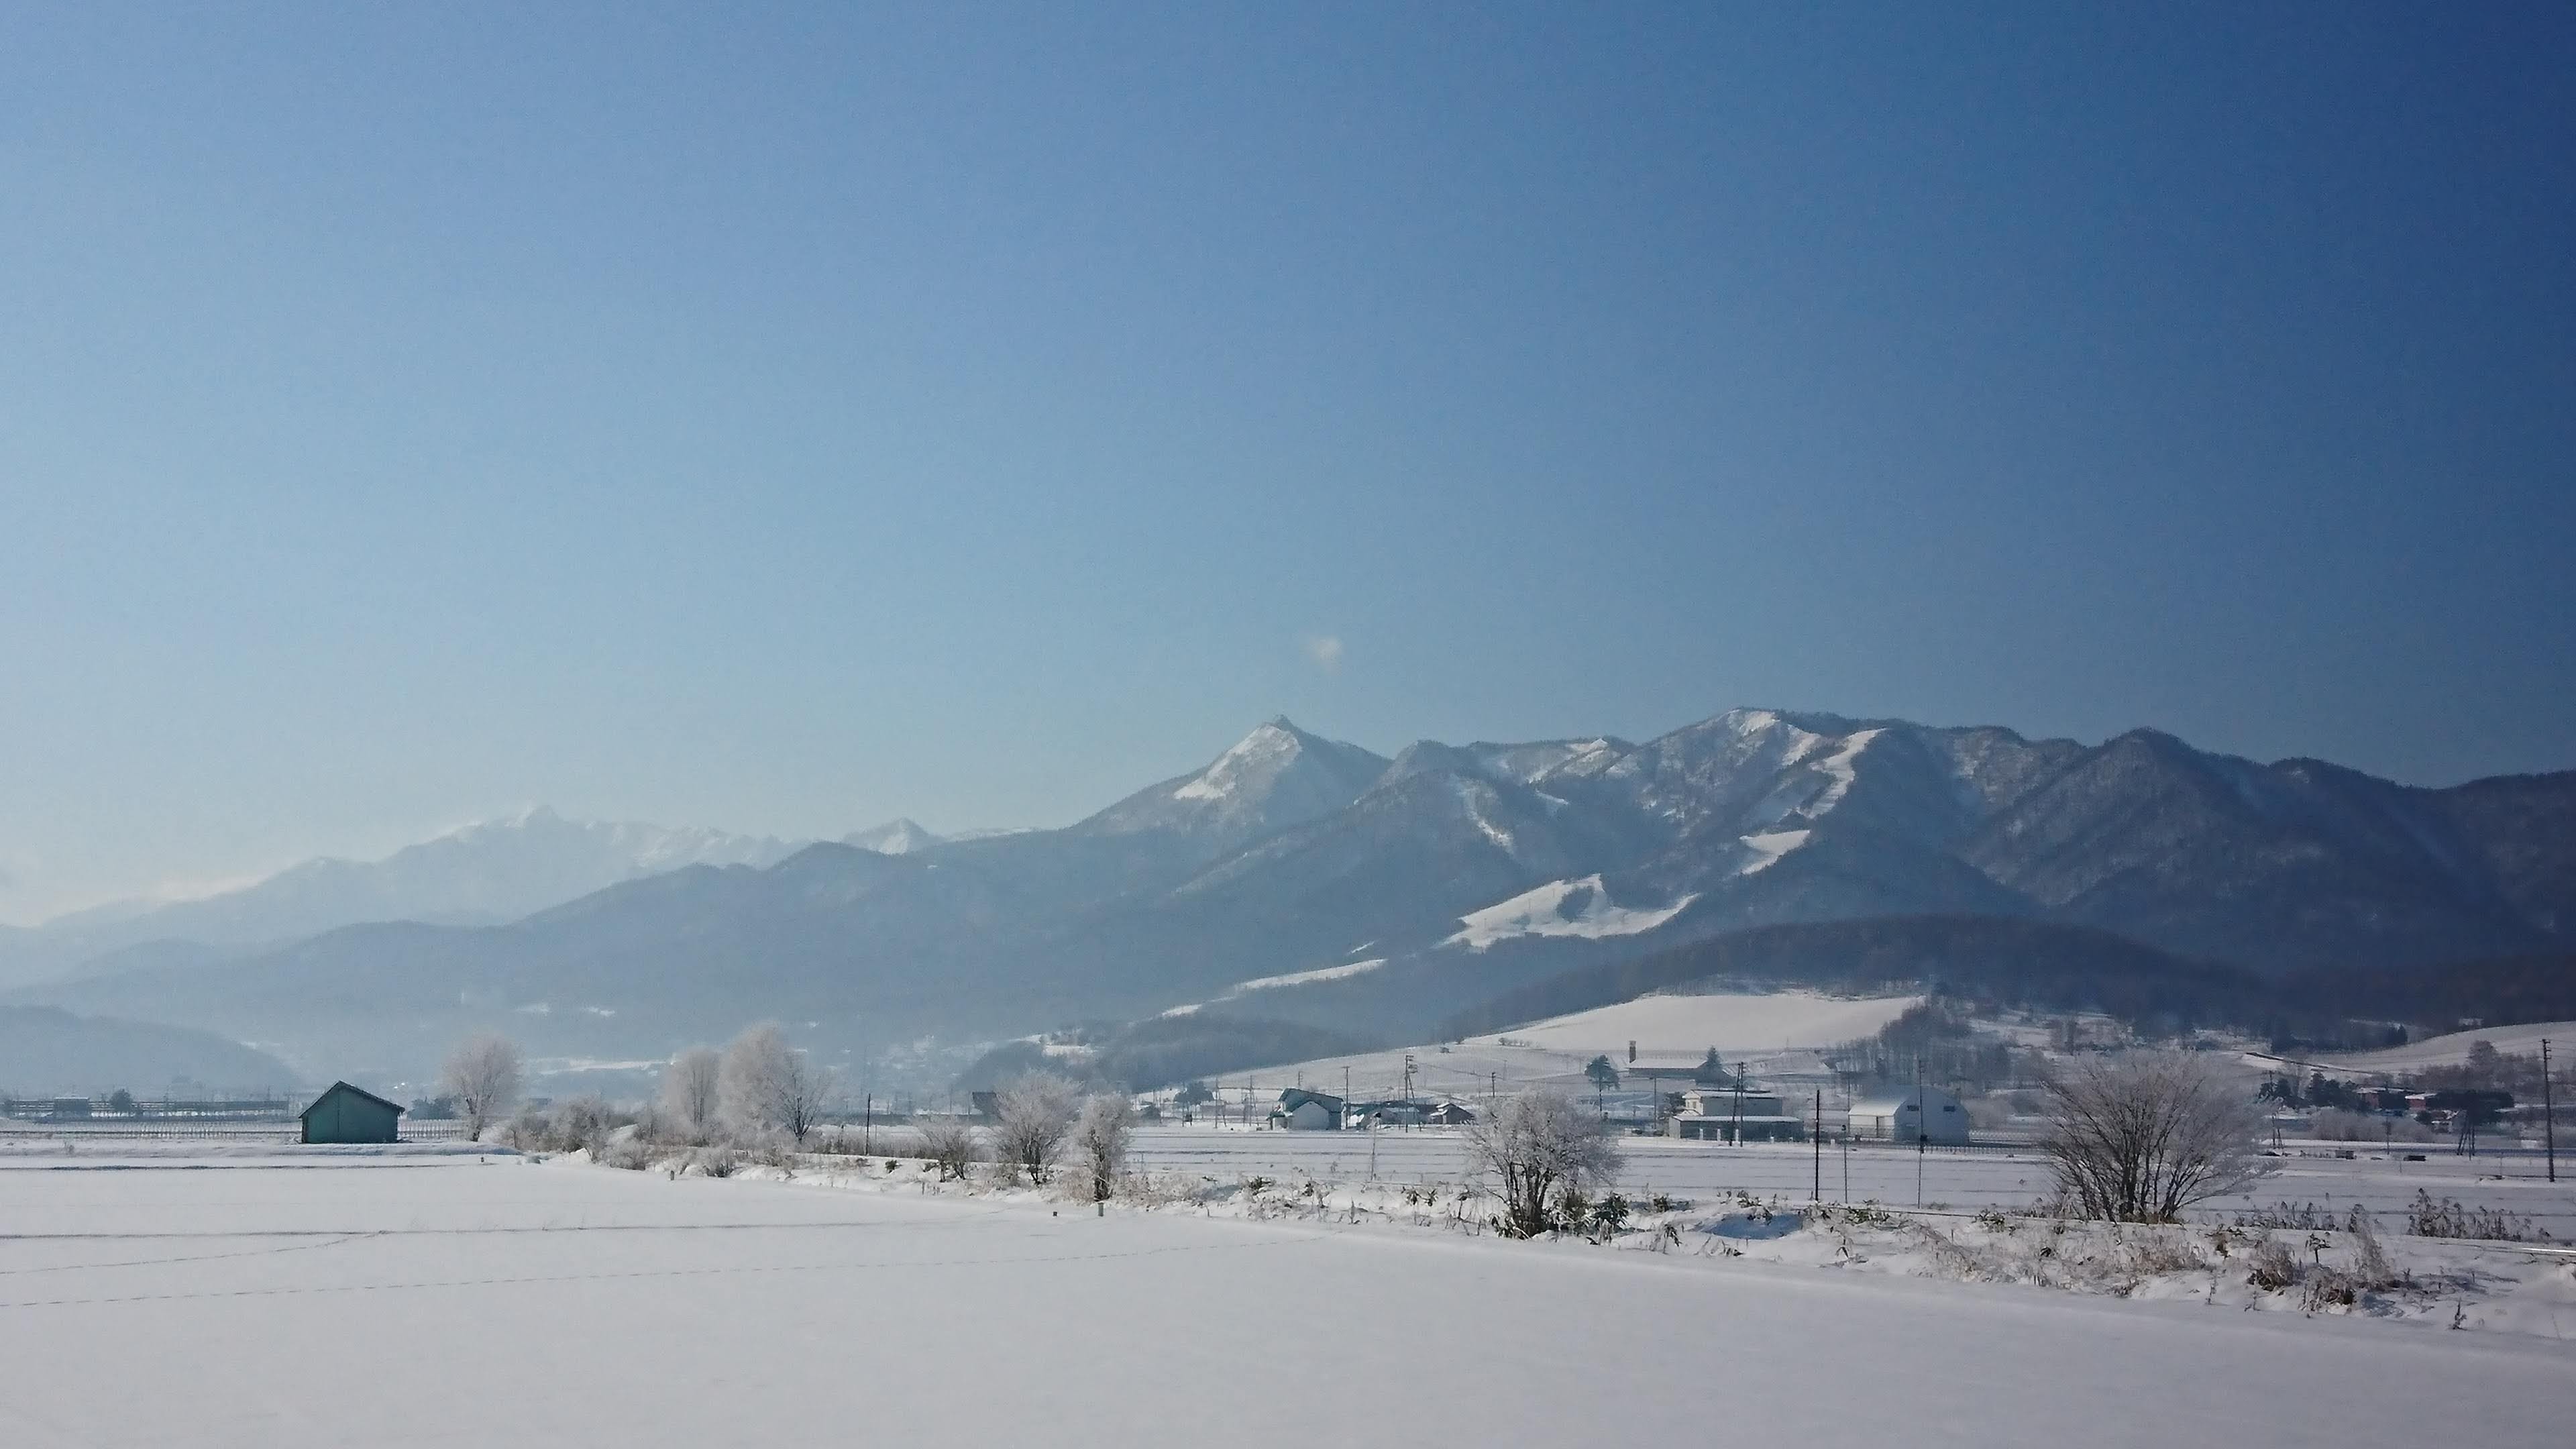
[{"xmin": 3, "ymin": 3, "xmax": 2571, "ymax": 922}]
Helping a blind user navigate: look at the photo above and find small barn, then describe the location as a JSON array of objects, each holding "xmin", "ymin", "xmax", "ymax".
[
  {"xmin": 1846, "ymin": 1086, "xmax": 1969, "ymax": 1145},
  {"xmin": 299, "ymin": 1081, "xmax": 405, "ymax": 1144}
]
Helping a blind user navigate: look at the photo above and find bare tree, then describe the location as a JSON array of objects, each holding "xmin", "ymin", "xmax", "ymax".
[
  {"xmin": 1073, "ymin": 1093, "xmax": 1133, "ymax": 1203},
  {"xmin": 718, "ymin": 1023, "xmax": 834, "ymax": 1144},
  {"xmin": 993, "ymin": 1072, "xmax": 1082, "ymax": 1184},
  {"xmin": 659, "ymin": 1046, "xmax": 722, "ymax": 1142},
  {"xmin": 1465, "ymin": 1089, "xmax": 1622, "ymax": 1238},
  {"xmin": 915, "ymin": 1114, "xmax": 983, "ymax": 1181},
  {"xmin": 2040, "ymin": 1050, "xmax": 2272, "ymax": 1222},
  {"xmin": 441, "ymin": 1032, "xmax": 525, "ymax": 1142}
]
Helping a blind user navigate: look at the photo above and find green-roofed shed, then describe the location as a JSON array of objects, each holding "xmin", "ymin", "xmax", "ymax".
[{"xmin": 299, "ymin": 1081, "xmax": 405, "ymax": 1144}]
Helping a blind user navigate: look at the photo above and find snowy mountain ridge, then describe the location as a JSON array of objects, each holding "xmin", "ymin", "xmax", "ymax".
[{"xmin": 16, "ymin": 706, "xmax": 2573, "ymax": 1079}]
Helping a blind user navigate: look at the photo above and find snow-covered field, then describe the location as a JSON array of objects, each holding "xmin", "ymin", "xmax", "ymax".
[
  {"xmin": 4, "ymin": 1143, "xmax": 2570, "ymax": 1448},
  {"xmin": 2322, "ymin": 1020, "xmax": 2575, "ymax": 1073},
  {"xmin": 1490, "ymin": 987, "xmax": 1921, "ymax": 1055},
  {"xmin": 1211, "ymin": 989, "xmax": 1921, "ymax": 1104}
]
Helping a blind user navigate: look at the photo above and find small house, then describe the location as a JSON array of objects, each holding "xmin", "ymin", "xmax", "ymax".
[
  {"xmin": 1846, "ymin": 1086, "xmax": 1969, "ymax": 1145},
  {"xmin": 1423, "ymin": 1102, "xmax": 1475, "ymax": 1126},
  {"xmin": 1669, "ymin": 1086, "xmax": 1806, "ymax": 1141},
  {"xmin": 299, "ymin": 1081, "xmax": 405, "ymax": 1144},
  {"xmin": 1271, "ymin": 1088, "xmax": 1346, "ymax": 1130}
]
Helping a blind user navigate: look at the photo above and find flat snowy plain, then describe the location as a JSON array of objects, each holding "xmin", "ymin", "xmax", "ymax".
[{"xmin": 3, "ymin": 1144, "xmax": 2570, "ymax": 1448}]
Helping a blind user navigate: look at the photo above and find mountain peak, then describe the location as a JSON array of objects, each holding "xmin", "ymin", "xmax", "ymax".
[
  {"xmin": 1075, "ymin": 720, "xmax": 1390, "ymax": 845},
  {"xmin": 1174, "ymin": 721, "xmax": 1318, "ymax": 803},
  {"xmin": 845, "ymin": 818, "xmax": 943, "ymax": 855}
]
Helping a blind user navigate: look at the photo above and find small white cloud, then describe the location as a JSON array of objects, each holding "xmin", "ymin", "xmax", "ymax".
[{"xmin": 1303, "ymin": 634, "xmax": 1345, "ymax": 672}]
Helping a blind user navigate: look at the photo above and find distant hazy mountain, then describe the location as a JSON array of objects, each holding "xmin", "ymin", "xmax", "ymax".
[
  {"xmin": 21, "ymin": 710, "xmax": 2571, "ymax": 1081},
  {"xmin": 4, "ymin": 807, "xmax": 804, "ymax": 986},
  {"xmin": 844, "ymin": 818, "xmax": 943, "ymax": 854},
  {"xmin": 0, "ymin": 1006, "xmax": 301, "ymax": 1097}
]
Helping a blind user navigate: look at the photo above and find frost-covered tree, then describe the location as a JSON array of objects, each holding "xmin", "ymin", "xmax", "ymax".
[
  {"xmin": 659, "ymin": 1046, "xmax": 722, "ymax": 1142},
  {"xmin": 1073, "ymin": 1093, "xmax": 1133, "ymax": 1203},
  {"xmin": 915, "ymin": 1114, "xmax": 983, "ymax": 1181},
  {"xmin": 718, "ymin": 1023, "xmax": 833, "ymax": 1144},
  {"xmin": 441, "ymin": 1032, "xmax": 524, "ymax": 1142},
  {"xmin": 1466, "ymin": 1089, "xmax": 1622, "ymax": 1238},
  {"xmin": 993, "ymin": 1072, "xmax": 1082, "ymax": 1184},
  {"xmin": 2040, "ymin": 1051, "xmax": 2271, "ymax": 1222}
]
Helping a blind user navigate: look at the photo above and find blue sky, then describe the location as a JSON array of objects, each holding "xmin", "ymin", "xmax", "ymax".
[{"xmin": 3, "ymin": 4, "xmax": 2571, "ymax": 921}]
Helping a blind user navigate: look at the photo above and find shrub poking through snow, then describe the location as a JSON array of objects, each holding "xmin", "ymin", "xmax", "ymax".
[
  {"xmin": 2350, "ymin": 1212, "xmax": 2402, "ymax": 1289},
  {"xmin": 2247, "ymin": 1237, "xmax": 2298, "ymax": 1292},
  {"xmin": 1464, "ymin": 1089, "xmax": 1621, "ymax": 1239},
  {"xmin": 2406, "ymin": 1190, "xmax": 2550, "ymax": 1242},
  {"xmin": 2235, "ymin": 1201, "xmax": 2339, "ymax": 1231}
]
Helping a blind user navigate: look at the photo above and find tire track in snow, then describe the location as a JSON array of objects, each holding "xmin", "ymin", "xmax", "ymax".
[{"xmin": 0, "ymin": 1228, "xmax": 1329, "ymax": 1311}]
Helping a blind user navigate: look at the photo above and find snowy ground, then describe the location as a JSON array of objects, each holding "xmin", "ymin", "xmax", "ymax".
[
  {"xmin": 1193, "ymin": 990, "xmax": 1917, "ymax": 1108},
  {"xmin": 2320, "ymin": 1020, "xmax": 2575, "ymax": 1073},
  {"xmin": 1489, "ymin": 987, "xmax": 1921, "ymax": 1056},
  {"xmin": 3, "ymin": 1143, "xmax": 2570, "ymax": 1448},
  {"xmin": 1122, "ymin": 1124, "xmax": 2576, "ymax": 1233}
]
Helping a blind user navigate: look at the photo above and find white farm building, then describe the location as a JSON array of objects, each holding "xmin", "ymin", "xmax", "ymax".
[{"xmin": 1846, "ymin": 1086, "xmax": 1969, "ymax": 1145}]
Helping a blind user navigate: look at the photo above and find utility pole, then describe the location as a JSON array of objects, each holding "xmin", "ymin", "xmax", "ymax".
[
  {"xmin": 1915, "ymin": 1054, "xmax": 1926, "ymax": 1209},
  {"xmin": 1731, "ymin": 1063, "xmax": 1745, "ymax": 1146},
  {"xmin": 2544, "ymin": 1038, "xmax": 2557, "ymax": 1184},
  {"xmin": 1812, "ymin": 1089, "xmax": 1822, "ymax": 1202}
]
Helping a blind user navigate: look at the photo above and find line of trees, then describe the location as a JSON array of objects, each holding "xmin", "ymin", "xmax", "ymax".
[
  {"xmin": 433, "ymin": 1025, "xmax": 1146, "ymax": 1197},
  {"xmin": 439, "ymin": 1021, "xmax": 835, "ymax": 1149}
]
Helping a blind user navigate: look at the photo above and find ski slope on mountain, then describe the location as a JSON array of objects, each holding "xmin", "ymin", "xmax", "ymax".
[{"xmin": 1495, "ymin": 988, "xmax": 1923, "ymax": 1055}]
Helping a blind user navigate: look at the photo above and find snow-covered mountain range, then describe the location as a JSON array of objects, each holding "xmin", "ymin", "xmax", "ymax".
[
  {"xmin": 15, "ymin": 709, "xmax": 2571, "ymax": 1080},
  {"xmin": 0, "ymin": 809, "xmax": 824, "ymax": 988}
]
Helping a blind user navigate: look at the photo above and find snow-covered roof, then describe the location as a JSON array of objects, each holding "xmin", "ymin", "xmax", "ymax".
[{"xmin": 1847, "ymin": 1087, "xmax": 1962, "ymax": 1114}]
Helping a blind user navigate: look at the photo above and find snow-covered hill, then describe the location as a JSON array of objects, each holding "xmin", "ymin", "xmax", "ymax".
[
  {"xmin": 2320, "ymin": 1019, "xmax": 2574, "ymax": 1072},
  {"xmin": 1491, "ymin": 989, "xmax": 1923, "ymax": 1057}
]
